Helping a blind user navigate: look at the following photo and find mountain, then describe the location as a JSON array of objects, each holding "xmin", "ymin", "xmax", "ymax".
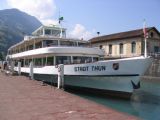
[{"xmin": 0, "ymin": 8, "xmax": 42, "ymax": 60}]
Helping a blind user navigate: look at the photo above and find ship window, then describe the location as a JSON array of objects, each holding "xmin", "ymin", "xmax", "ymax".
[
  {"xmin": 70, "ymin": 41, "xmax": 77, "ymax": 46},
  {"xmin": 43, "ymin": 40, "xmax": 58, "ymax": 47},
  {"xmin": 42, "ymin": 57, "xmax": 46, "ymax": 66},
  {"xmin": 78, "ymin": 42, "xmax": 86, "ymax": 47},
  {"xmin": 34, "ymin": 58, "xmax": 42, "ymax": 66},
  {"xmin": 16, "ymin": 49, "xmax": 18, "ymax": 53},
  {"xmin": 28, "ymin": 45, "xmax": 33, "ymax": 50},
  {"xmin": 47, "ymin": 56, "xmax": 54, "ymax": 66},
  {"xmin": 56, "ymin": 56, "xmax": 71, "ymax": 65},
  {"xmin": 25, "ymin": 59, "xmax": 29, "ymax": 66},
  {"xmin": 73, "ymin": 56, "xmax": 92, "ymax": 64},
  {"xmin": 45, "ymin": 29, "xmax": 51, "ymax": 35},
  {"xmin": 73, "ymin": 56, "xmax": 81, "ymax": 64},
  {"xmin": 131, "ymin": 42, "xmax": 136, "ymax": 53},
  {"xmin": 119, "ymin": 43, "xmax": 123, "ymax": 54},
  {"xmin": 67, "ymin": 41, "xmax": 77, "ymax": 46},
  {"xmin": 28, "ymin": 59, "xmax": 32, "ymax": 65},
  {"xmin": 93, "ymin": 57, "xmax": 99, "ymax": 62},
  {"xmin": 20, "ymin": 47, "xmax": 25, "ymax": 52},
  {"xmin": 35, "ymin": 41, "xmax": 42, "ymax": 48},
  {"xmin": 14, "ymin": 60, "xmax": 18, "ymax": 67},
  {"xmin": 85, "ymin": 57, "xmax": 92, "ymax": 63},
  {"xmin": 20, "ymin": 59, "xmax": 24, "ymax": 67},
  {"xmin": 60, "ymin": 41, "xmax": 75, "ymax": 46}
]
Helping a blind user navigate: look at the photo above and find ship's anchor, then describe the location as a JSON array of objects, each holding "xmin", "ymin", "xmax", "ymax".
[{"xmin": 131, "ymin": 80, "xmax": 140, "ymax": 89}]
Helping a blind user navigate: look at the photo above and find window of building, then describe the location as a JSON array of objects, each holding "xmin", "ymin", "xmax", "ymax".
[
  {"xmin": 150, "ymin": 32, "xmax": 154, "ymax": 38},
  {"xmin": 119, "ymin": 43, "xmax": 123, "ymax": 54},
  {"xmin": 154, "ymin": 46, "xmax": 159, "ymax": 53},
  {"xmin": 99, "ymin": 45, "xmax": 103, "ymax": 49},
  {"xmin": 109, "ymin": 44, "xmax": 112, "ymax": 54},
  {"xmin": 131, "ymin": 41, "xmax": 136, "ymax": 53}
]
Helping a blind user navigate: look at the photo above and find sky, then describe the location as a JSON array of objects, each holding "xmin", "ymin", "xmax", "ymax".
[{"xmin": 0, "ymin": 0, "xmax": 160, "ymax": 40}]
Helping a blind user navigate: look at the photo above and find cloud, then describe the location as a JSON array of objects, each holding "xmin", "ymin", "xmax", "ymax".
[
  {"xmin": 6, "ymin": 0, "xmax": 96, "ymax": 39},
  {"xmin": 7, "ymin": 0, "xmax": 57, "ymax": 25},
  {"xmin": 41, "ymin": 19, "xmax": 58, "ymax": 26},
  {"xmin": 69, "ymin": 24, "xmax": 95, "ymax": 40}
]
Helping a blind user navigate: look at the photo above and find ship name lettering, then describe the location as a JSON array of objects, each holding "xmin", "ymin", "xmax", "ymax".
[
  {"xmin": 92, "ymin": 66, "xmax": 106, "ymax": 71},
  {"xmin": 74, "ymin": 66, "xmax": 106, "ymax": 72},
  {"xmin": 74, "ymin": 66, "xmax": 89, "ymax": 72}
]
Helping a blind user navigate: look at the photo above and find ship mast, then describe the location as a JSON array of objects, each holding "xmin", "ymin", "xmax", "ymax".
[{"xmin": 58, "ymin": 11, "xmax": 64, "ymax": 38}]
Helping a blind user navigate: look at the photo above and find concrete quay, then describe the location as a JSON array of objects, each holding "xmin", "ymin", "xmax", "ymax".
[{"xmin": 0, "ymin": 72, "xmax": 138, "ymax": 120}]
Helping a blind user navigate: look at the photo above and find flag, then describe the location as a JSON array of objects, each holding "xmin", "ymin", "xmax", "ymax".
[
  {"xmin": 59, "ymin": 16, "xmax": 63, "ymax": 24},
  {"xmin": 143, "ymin": 20, "xmax": 147, "ymax": 38}
]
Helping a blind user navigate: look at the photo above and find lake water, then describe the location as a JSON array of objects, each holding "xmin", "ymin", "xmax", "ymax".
[{"xmin": 67, "ymin": 77, "xmax": 160, "ymax": 120}]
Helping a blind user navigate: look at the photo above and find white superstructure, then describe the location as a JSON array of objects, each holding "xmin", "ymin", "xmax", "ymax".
[{"xmin": 7, "ymin": 25, "xmax": 152, "ymax": 97}]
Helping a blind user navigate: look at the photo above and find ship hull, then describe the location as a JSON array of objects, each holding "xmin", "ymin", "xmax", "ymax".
[{"xmin": 14, "ymin": 56, "xmax": 152, "ymax": 96}]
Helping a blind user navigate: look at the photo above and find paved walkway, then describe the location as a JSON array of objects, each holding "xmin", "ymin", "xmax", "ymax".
[{"xmin": 0, "ymin": 72, "xmax": 138, "ymax": 120}]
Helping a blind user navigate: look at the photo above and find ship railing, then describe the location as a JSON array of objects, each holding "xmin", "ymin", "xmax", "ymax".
[
  {"xmin": 104, "ymin": 52, "xmax": 160, "ymax": 59},
  {"xmin": 104, "ymin": 54, "xmax": 141, "ymax": 59},
  {"xmin": 24, "ymin": 35, "xmax": 64, "ymax": 41},
  {"xmin": 148, "ymin": 52, "xmax": 160, "ymax": 59}
]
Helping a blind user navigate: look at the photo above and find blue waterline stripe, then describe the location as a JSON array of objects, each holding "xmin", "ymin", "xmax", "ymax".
[
  {"xmin": 64, "ymin": 74, "xmax": 140, "ymax": 77},
  {"xmin": 22, "ymin": 72, "xmax": 140, "ymax": 77}
]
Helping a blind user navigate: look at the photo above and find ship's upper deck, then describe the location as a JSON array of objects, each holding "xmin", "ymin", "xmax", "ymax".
[
  {"xmin": 7, "ymin": 25, "xmax": 91, "ymax": 55},
  {"xmin": 32, "ymin": 25, "xmax": 66, "ymax": 38}
]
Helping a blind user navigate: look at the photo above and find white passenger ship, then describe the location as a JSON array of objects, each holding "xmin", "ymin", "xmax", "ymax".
[{"xmin": 7, "ymin": 25, "xmax": 152, "ymax": 97}]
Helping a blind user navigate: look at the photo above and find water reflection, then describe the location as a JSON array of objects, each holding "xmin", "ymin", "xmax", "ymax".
[
  {"xmin": 67, "ymin": 78, "xmax": 160, "ymax": 120},
  {"xmin": 131, "ymin": 90, "xmax": 160, "ymax": 120}
]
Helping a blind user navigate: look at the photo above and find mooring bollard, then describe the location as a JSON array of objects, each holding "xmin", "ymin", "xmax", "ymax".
[
  {"xmin": 29, "ymin": 61, "xmax": 34, "ymax": 80},
  {"xmin": 18, "ymin": 62, "xmax": 21, "ymax": 75},
  {"xmin": 57, "ymin": 64, "xmax": 64, "ymax": 89}
]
